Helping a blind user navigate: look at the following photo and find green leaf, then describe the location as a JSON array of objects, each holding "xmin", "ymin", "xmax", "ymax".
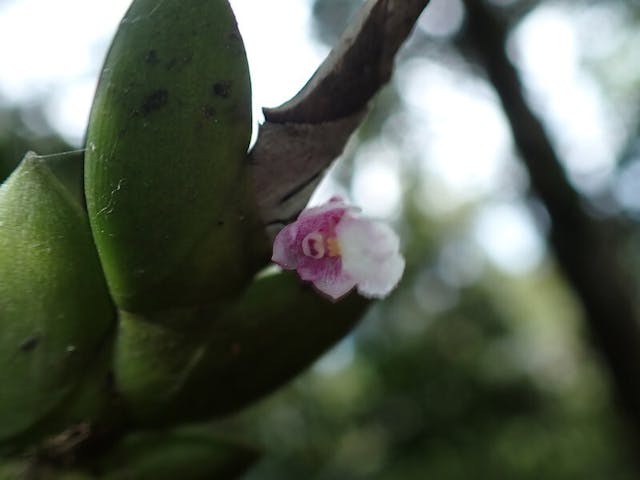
[
  {"xmin": 112, "ymin": 307, "xmax": 210, "ymax": 423},
  {"xmin": 0, "ymin": 153, "xmax": 115, "ymax": 443},
  {"xmin": 113, "ymin": 270, "xmax": 369, "ymax": 425},
  {"xmin": 95, "ymin": 427, "xmax": 259, "ymax": 480},
  {"xmin": 0, "ymin": 459, "xmax": 95, "ymax": 479},
  {"xmin": 182, "ymin": 271, "xmax": 370, "ymax": 417},
  {"xmin": 85, "ymin": 0, "xmax": 262, "ymax": 314}
]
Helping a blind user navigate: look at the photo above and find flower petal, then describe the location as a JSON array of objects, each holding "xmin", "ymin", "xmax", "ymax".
[
  {"xmin": 298, "ymin": 196, "xmax": 352, "ymax": 220},
  {"xmin": 312, "ymin": 270, "xmax": 357, "ymax": 300},
  {"xmin": 271, "ymin": 197, "xmax": 404, "ymax": 301},
  {"xmin": 297, "ymin": 255, "xmax": 356, "ymax": 299},
  {"xmin": 355, "ymin": 253, "xmax": 405, "ymax": 298},
  {"xmin": 295, "ymin": 209, "xmax": 358, "ymax": 299},
  {"xmin": 297, "ymin": 255, "xmax": 340, "ymax": 282},
  {"xmin": 337, "ymin": 217, "xmax": 405, "ymax": 298},
  {"xmin": 272, "ymin": 223, "xmax": 299, "ymax": 269}
]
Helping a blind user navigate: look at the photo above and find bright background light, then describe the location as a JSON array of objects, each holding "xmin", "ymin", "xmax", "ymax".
[{"xmin": 0, "ymin": 0, "xmax": 616, "ymax": 276}]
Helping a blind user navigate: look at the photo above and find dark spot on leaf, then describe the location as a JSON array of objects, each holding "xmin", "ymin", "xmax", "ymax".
[
  {"xmin": 19, "ymin": 335, "xmax": 40, "ymax": 352},
  {"xmin": 202, "ymin": 105, "xmax": 216, "ymax": 119},
  {"xmin": 140, "ymin": 89, "xmax": 169, "ymax": 115},
  {"xmin": 213, "ymin": 82, "xmax": 232, "ymax": 98},
  {"xmin": 166, "ymin": 53, "xmax": 193, "ymax": 71},
  {"xmin": 217, "ymin": 220, "xmax": 225, "ymax": 226},
  {"xmin": 145, "ymin": 49, "xmax": 159, "ymax": 65}
]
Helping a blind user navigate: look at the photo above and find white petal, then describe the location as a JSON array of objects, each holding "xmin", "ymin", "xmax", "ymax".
[
  {"xmin": 313, "ymin": 273, "xmax": 358, "ymax": 301},
  {"xmin": 337, "ymin": 217, "xmax": 405, "ymax": 298},
  {"xmin": 356, "ymin": 253, "xmax": 405, "ymax": 298}
]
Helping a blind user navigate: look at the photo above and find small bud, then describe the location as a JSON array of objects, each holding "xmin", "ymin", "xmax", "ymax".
[{"xmin": 272, "ymin": 197, "xmax": 405, "ymax": 300}]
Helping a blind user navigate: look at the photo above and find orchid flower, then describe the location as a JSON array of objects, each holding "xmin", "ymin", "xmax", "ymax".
[{"xmin": 272, "ymin": 197, "xmax": 405, "ymax": 301}]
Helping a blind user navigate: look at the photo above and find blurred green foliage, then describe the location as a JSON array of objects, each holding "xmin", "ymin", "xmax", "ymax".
[
  {"xmin": 0, "ymin": 101, "xmax": 70, "ymax": 181},
  {"xmin": 235, "ymin": 0, "xmax": 640, "ymax": 478},
  {"xmin": 235, "ymin": 186, "xmax": 638, "ymax": 478}
]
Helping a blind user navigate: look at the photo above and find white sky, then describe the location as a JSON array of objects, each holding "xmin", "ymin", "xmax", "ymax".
[
  {"xmin": 0, "ymin": 0, "xmax": 325, "ymax": 142},
  {"xmin": 511, "ymin": 5, "xmax": 622, "ymax": 193},
  {"xmin": 0, "ymin": 0, "xmax": 615, "ymax": 276}
]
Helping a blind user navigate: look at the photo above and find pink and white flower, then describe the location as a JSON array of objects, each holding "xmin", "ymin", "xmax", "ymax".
[{"xmin": 272, "ymin": 197, "xmax": 405, "ymax": 300}]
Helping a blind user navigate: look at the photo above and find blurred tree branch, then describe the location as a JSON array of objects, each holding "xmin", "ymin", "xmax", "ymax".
[
  {"xmin": 248, "ymin": 0, "xmax": 431, "ymax": 231},
  {"xmin": 462, "ymin": 0, "xmax": 640, "ymax": 444}
]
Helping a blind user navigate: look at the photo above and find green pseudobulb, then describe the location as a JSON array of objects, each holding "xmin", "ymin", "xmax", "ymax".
[
  {"xmin": 0, "ymin": 427, "xmax": 257, "ymax": 480},
  {"xmin": 0, "ymin": 153, "xmax": 115, "ymax": 445},
  {"xmin": 83, "ymin": 0, "xmax": 368, "ymax": 429},
  {"xmin": 115, "ymin": 270, "xmax": 369, "ymax": 425},
  {"xmin": 85, "ymin": 0, "xmax": 261, "ymax": 314},
  {"xmin": 0, "ymin": 460, "xmax": 94, "ymax": 480},
  {"xmin": 93, "ymin": 427, "xmax": 258, "ymax": 480}
]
